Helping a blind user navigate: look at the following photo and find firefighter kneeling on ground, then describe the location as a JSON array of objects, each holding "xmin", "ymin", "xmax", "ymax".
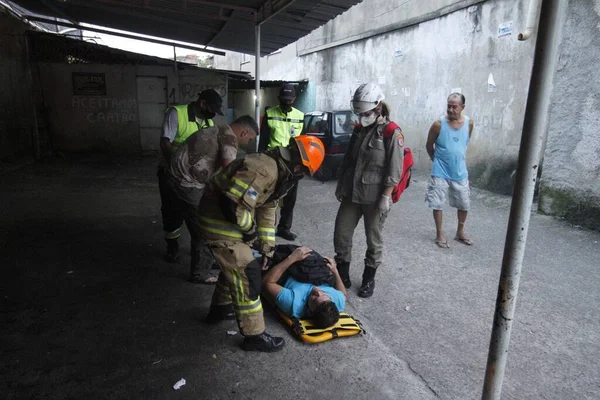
[{"xmin": 199, "ymin": 135, "xmax": 325, "ymax": 352}]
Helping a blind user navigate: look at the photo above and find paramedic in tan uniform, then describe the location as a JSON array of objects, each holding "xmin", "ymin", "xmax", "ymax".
[
  {"xmin": 333, "ymin": 83, "xmax": 404, "ymax": 299},
  {"xmin": 198, "ymin": 136, "xmax": 325, "ymax": 352}
]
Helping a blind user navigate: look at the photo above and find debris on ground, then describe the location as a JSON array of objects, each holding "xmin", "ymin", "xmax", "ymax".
[{"xmin": 173, "ymin": 378, "xmax": 186, "ymax": 390}]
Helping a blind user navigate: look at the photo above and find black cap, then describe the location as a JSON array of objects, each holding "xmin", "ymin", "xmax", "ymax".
[
  {"xmin": 278, "ymin": 83, "xmax": 296, "ymax": 101},
  {"xmin": 197, "ymin": 89, "xmax": 224, "ymax": 116}
]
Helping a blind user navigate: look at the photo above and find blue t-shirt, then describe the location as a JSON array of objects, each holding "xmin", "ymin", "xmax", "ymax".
[
  {"xmin": 432, "ymin": 116, "xmax": 470, "ymax": 181},
  {"xmin": 275, "ymin": 277, "xmax": 346, "ymax": 318}
]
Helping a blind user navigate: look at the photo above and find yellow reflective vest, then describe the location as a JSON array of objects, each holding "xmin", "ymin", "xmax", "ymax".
[
  {"xmin": 169, "ymin": 104, "xmax": 214, "ymax": 149},
  {"xmin": 265, "ymin": 106, "xmax": 304, "ymax": 149}
]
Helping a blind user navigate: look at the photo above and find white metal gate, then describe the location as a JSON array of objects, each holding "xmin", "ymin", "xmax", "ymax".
[{"xmin": 137, "ymin": 76, "xmax": 167, "ymax": 151}]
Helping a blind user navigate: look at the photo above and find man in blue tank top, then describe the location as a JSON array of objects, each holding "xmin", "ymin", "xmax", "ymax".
[{"xmin": 425, "ymin": 93, "xmax": 475, "ymax": 248}]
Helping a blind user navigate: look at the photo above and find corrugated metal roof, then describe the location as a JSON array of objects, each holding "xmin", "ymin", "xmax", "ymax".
[
  {"xmin": 26, "ymin": 30, "xmax": 251, "ymax": 79},
  {"xmin": 7, "ymin": 0, "xmax": 361, "ymax": 55}
]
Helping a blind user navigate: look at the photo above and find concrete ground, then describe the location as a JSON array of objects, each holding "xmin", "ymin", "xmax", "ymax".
[{"xmin": 1, "ymin": 155, "xmax": 598, "ymax": 400}]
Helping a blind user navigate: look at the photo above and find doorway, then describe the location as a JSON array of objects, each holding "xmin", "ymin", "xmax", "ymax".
[{"xmin": 137, "ymin": 76, "xmax": 167, "ymax": 151}]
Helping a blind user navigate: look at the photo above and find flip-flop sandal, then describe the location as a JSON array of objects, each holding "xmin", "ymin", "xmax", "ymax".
[
  {"xmin": 454, "ymin": 237, "xmax": 473, "ymax": 246},
  {"xmin": 435, "ymin": 240, "xmax": 450, "ymax": 249}
]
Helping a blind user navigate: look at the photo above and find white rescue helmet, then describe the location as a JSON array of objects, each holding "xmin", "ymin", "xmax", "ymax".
[{"xmin": 351, "ymin": 83, "xmax": 385, "ymax": 114}]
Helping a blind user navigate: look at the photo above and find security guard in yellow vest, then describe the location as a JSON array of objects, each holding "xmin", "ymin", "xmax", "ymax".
[
  {"xmin": 258, "ymin": 83, "xmax": 305, "ymax": 241},
  {"xmin": 158, "ymin": 89, "xmax": 223, "ymax": 262},
  {"xmin": 201, "ymin": 135, "xmax": 325, "ymax": 352}
]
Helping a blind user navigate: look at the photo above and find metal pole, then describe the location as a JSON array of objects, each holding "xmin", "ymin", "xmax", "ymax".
[
  {"xmin": 254, "ymin": 23, "xmax": 261, "ymax": 152},
  {"xmin": 173, "ymin": 46, "xmax": 177, "ymax": 74},
  {"xmin": 482, "ymin": 1, "xmax": 566, "ymax": 399}
]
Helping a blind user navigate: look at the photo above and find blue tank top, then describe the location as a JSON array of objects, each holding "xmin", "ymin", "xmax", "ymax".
[{"xmin": 431, "ymin": 116, "xmax": 470, "ymax": 181}]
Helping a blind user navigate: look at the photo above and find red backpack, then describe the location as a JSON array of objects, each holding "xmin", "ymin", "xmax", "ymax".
[{"xmin": 382, "ymin": 122, "xmax": 414, "ymax": 203}]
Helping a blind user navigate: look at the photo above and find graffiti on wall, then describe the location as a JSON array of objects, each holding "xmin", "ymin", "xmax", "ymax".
[
  {"xmin": 470, "ymin": 111, "xmax": 504, "ymax": 130},
  {"xmin": 178, "ymin": 83, "xmax": 226, "ymax": 104},
  {"xmin": 71, "ymin": 97, "xmax": 137, "ymax": 124}
]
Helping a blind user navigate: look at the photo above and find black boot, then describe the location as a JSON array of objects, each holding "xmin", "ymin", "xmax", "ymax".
[
  {"xmin": 276, "ymin": 228, "xmax": 297, "ymax": 241},
  {"xmin": 241, "ymin": 332, "xmax": 285, "ymax": 352},
  {"xmin": 165, "ymin": 238, "xmax": 179, "ymax": 263},
  {"xmin": 358, "ymin": 266, "xmax": 376, "ymax": 298},
  {"xmin": 205, "ymin": 304, "xmax": 236, "ymax": 324},
  {"xmin": 336, "ymin": 261, "xmax": 352, "ymax": 289}
]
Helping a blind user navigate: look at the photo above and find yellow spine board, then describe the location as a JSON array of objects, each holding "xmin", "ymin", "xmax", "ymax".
[{"xmin": 276, "ymin": 308, "xmax": 365, "ymax": 344}]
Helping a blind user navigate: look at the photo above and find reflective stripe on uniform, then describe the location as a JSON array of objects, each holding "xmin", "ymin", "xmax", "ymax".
[
  {"xmin": 258, "ymin": 226, "xmax": 275, "ymax": 242},
  {"xmin": 214, "ymin": 280, "xmax": 233, "ymax": 302},
  {"xmin": 234, "ymin": 299, "xmax": 262, "ymax": 315},
  {"xmin": 228, "ymin": 177, "xmax": 249, "ymax": 198},
  {"xmin": 267, "ymin": 116, "xmax": 304, "ymax": 123},
  {"xmin": 231, "ymin": 270, "xmax": 244, "ymax": 304},
  {"xmin": 230, "ymin": 270, "xmax": 263, "ymax": 315},
  {"xmin": 239, "ymin": 210, "xmax": 253, "ymax": 231},
  {"xmin": 198, "ymin": 216, "xmax": 243, "ymax": 239},
  {"xmin": 164, "ymin": 227, "xmax": 181, "ymax": 240}
]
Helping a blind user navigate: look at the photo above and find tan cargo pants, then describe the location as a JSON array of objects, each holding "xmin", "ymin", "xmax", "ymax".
[
  {"xmin": 333, "ymin": 199, "xmax": 389, "ymax": 269},
  {"xmin": 208, "ymin": 240, "xmax": 265, "ymax": 336}
]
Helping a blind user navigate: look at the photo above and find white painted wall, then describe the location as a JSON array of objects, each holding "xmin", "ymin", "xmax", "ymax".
[{"xmin": 215, "ymin": 0, "xmax": 535, "ymax": 194}]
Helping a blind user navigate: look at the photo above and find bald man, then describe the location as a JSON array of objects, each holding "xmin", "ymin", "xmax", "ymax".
[{"xmin": 425, "ymin": 93, "xmax": 475, "ymax": 249}]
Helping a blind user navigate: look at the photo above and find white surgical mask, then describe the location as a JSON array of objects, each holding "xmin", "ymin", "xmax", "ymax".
[{"xmin": 360, "ymin": 113, "xmax": 377, "ymax": 127}]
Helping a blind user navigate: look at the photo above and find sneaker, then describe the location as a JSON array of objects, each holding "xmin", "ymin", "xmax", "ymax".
[
  {"xmin": 241, "ymin": 332, "xmax": 285, "ymax": 352},
  {"xmin": 276, "ymin": 229, "xmax": 297, "ymax": 241},
  {"xmin": 205, "ymin": 305, "xmax": 236, "ymax": 324}
]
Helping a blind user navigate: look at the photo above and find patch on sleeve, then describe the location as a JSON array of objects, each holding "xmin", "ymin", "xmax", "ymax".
[
  {"xmin": 397, "ymin": 133, "xmax": 405, "ymax": 147},
  {"xmin": 247, "ymin": 187, "xmax": 259, "ymax": 201}
]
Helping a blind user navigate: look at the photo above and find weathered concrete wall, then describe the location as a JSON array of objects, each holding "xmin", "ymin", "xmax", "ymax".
[
  {"xmin": 539, "ymin": 0, "xmax": 600, "ymax": 231},
  {"xmin": 216, "ymin": 0, "xmax": 536, "ymax": 194},
  {"xmin": 0, "ymin": 11, "xmax": 36, "ymax": 161},
  {"xmin": 37, "ymin": 63, "xmax": 141, "ymax": 153},
  {"xmin": 36, "ymin": 63, "xmax": 227, "ymax": 154},
  {"xmin": 228, "ymin": 87, "xmax": 278, "ymax": 154}
]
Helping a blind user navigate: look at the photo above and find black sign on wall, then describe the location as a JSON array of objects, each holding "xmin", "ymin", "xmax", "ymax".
[{"xmin": 72, "ymin": 73, "xmax": 106, "ymax": 95}]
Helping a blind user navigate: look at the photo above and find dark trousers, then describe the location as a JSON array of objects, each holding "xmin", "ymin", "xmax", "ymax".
[
  {"xmin": 277, "ymin": 181, "xmax": 297, "ymax": 231},
  {"xmin": 158, "ymin": 168, "xmax": 213, "ymax": 276}
]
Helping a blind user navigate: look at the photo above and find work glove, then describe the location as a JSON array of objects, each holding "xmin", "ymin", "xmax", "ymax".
[{"xmin": 378, "ymin": 194, "xmax": 392, "ymax": 213}]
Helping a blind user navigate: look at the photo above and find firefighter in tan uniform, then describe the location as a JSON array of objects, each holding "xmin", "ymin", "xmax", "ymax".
[
  {"xmin": 198, "ymin": 135, "xmax": 325, "ymax": 352},
  {"xmin": 334, "ymin": 83, "xmax": 404, "ymax": 298}
]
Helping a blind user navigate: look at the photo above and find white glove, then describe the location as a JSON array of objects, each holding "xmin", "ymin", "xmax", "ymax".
[{"xmin": 378, "ymin": 195, "xmax": 392, "ymax": 212}]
